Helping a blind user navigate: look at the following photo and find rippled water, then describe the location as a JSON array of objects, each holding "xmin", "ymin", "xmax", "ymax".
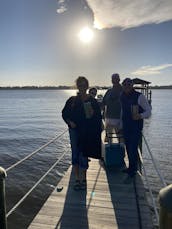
[
  {"xmin": 0, "ymin": 89, "xmax": 172, "ymax": 228},
  {"xmin": 143, "ymin": 90, "xmax": 172, "ymax": 184},
  {"xmin": 0, "ymin": 89, "xmax": 76, "ymax": 228}
]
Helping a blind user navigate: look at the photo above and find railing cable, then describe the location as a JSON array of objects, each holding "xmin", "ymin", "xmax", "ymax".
[
  {"xmin": 138, "ymin": 148, "xmax": 159, "ymax": 224},
  {"xmin": 142, "ymin": 134, "xmax": 167, "ymax": 187},
  {"xmin": 6, "ymin": 148, "xmax": 69, "ymax": 217},
  {"xmin": 6, "ymin": 129, "xmax": 68, "ymax": 173}
]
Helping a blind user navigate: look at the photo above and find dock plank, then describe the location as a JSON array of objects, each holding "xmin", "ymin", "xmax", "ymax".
[{"xmin": 29, "ymin": 159, "xmax": 153, "ymax": 229}]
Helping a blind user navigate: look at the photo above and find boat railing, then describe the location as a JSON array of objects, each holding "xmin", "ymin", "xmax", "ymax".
[
  {"xmin": 138, "ymin": 133, "xmax": 167, "ymax": 226},
  {"xmin": 0, "ymin": 129, "xmax": 68, "ymax": 229}
]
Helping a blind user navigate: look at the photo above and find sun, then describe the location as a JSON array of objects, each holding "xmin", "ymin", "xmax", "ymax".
[{"xmin": 78, "ymin": 27, "xmax": 94, "ymax": 43}]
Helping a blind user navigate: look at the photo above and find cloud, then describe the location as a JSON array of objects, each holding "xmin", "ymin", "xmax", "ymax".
[
  {"xmin": 57, "ymin": 0, "xmax": 67, "ymax": 14},
  {"xmin": 85, "ymin": 0, "xmax": 172, "ymax": 29},
  {"xmin": 131, "ymin": 64, "xmax": 172, "ymax": 76}
]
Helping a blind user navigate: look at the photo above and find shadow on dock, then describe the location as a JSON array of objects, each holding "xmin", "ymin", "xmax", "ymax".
[
  {"xmin": 29, "ymin": 159, "xmax": 153, "ymax": 229},
  {"xmin": 55, "ymin": 168, "xmax": 88, "ymax": 229}
]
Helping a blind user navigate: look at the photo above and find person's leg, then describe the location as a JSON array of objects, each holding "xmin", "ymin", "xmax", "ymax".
[
  {"xmin": 125, "ymin": 131, "xmax": 141, "ymax": 177},
  {"xmin": 79, "ymin": 153, "xmax": 88, "ymax": 190},
  {"xmin": 69, "ymin": 128, "xmax": 80, "ymax": 181},
  {"xmin": 105, "ymin": 119, "xmax": 114, "ymax": 143},
  {"xmin": 80, "ymin": 169, "xmax": 87, "ymax": 182},
  {"xmin": 113, "ymin": 119, "xmax": 123, "ymax": 143},
  {"xmin": 73, "ymin": 165, "xmax": 79, "ymax": 180},
  {"xmin": 129, "ymin": 131, "xmax": 141, "ymax": 175}
]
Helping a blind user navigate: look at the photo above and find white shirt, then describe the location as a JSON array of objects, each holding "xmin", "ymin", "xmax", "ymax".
[{"xmin": 138, "ymin": 94, "xmax": 151, "ymax": 119}]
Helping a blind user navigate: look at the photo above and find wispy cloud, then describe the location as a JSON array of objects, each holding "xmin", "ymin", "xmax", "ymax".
[
  {"xmin": 85, "ymin": 0, "xmax": 172, "ymax": 29},
  {"xmin": 57, "ymin": 0, "xmax": 67, "ymax": 14},
  {"xmin": 131, "ymin": 64, "xmax": 172, "ymax": 76}
]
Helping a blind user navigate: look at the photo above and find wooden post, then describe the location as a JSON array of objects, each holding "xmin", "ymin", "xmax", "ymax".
[
  {"xmin": 0, "ymin": 167, "xmax": 7, "ymax": 229},
  {"xmin": 159, "ymin": 184, "xmax": 172, "ymax": 229}
]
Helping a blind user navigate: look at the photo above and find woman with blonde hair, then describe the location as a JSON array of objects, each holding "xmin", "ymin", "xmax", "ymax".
[{"xmin": 62, "ymin": 76, "xmax": 102, "ymax": 190}]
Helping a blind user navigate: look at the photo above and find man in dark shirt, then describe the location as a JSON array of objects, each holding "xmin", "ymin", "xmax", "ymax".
[{"xmin": 103, "ymin": 73, "xmax": 122, "ymax": 141}]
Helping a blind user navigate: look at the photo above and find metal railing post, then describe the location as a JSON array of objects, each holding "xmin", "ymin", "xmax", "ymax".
[
  {"xmin": 0, "ymin": 167, "xmax": 7, "ymax": 229},
  {"xmin": 138, "ymin": 134, "xmax": 143, "ymax": 173}
]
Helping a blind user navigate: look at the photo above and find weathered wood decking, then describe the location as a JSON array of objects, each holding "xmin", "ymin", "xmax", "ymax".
[{"xmin": 29, "ymin": 159, "xmax": 153, "ymax": 229}]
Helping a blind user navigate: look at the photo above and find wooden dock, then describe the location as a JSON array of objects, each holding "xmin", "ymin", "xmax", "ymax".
[{"xmin": 29, "ymin": 159, "xmax": 153, "ymax": 229}]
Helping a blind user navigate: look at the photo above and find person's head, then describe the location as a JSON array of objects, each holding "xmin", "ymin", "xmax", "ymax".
[
  {"xmin": 111, "ymin": 73, "xmax": 120, "ymax": 85},
  {"xmin": 122, "ymin": 78, "xmax": 134, "ymax": 94},
  {"xmin": 89, "ymin": 87, "xmax": 97, "ymax": 98},
  {"xmin": 76, "ymin": 76, "xmax": 89, "ymax": 94}
]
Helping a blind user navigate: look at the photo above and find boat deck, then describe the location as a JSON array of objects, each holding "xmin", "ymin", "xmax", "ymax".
[{"xmin": 29, "ymin": 159, "xmax": 153, "ymax": 229}]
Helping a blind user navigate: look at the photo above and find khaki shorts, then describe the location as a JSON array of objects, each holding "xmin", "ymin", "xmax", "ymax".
[{"xmin": 105, "ymin": 118, "xmax": 121, "ymax": 133}]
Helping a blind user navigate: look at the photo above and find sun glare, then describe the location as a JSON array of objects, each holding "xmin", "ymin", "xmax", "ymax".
[{"xmin": 78, "ymin": 27, "xmax": 94, "ymax": 43}]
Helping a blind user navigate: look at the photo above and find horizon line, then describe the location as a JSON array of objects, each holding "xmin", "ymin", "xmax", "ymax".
[{"xmin": 0, "ymin": 85, "xmax": 172, "ymax": 89}]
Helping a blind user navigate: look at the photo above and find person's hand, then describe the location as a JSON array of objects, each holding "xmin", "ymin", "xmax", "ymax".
[
  {"xmin": 69, "ymin": 121, "xmax": 76, "ymax": 128},
  {"xmin": 133, "ymin": 113, "xmax": 142, "ymax": 120}
]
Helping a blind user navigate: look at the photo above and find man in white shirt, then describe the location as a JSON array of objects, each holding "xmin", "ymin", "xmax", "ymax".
[{"xmin": 120, "ymin": 78, "xmax": 151, "ymax": 183}]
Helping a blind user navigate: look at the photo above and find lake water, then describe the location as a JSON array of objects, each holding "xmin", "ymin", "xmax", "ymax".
[{"xmin": 0, "ymin": 89, "xmax": 172, "ymax": 228}]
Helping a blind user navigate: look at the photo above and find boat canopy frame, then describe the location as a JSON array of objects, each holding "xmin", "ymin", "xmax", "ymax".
[{"xmin": 132, "ymin": 78, "xmax": 152, "ymax": 104}]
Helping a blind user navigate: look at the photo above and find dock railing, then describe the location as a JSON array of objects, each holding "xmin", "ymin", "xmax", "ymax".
[
  {"xmin": 0, "ymin": 167, "xmax": 7, "ymax": 229},
  {"xmin": 138, "ymin": 133, "xmax": 167, "ymax": 227},
  {"xmin": 0, "ymin": 129, "xmax": 170, "ymax": 228},
  {"xmin": 0, "ymin": 129, "xmax": 68, "ymax": 229}
]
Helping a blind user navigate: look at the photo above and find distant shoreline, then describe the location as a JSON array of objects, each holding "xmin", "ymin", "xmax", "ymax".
[
  {"xmin": 0, "ymin": 86, "xmax": 73, "ymax": 90},
  {"xmin": 0, "ymin": 86, "xmax": 172, "ymax": 90}
]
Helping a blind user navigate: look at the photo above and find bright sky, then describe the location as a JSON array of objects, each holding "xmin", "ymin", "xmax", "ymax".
[{"xmin": 1, "ymin": 0, "xmax": 172, "ymax": 86}]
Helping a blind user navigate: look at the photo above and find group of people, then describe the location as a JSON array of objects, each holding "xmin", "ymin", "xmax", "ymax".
[{"xmin": 62, "ymin": 73, "xmax": 151, "ymax": 189}]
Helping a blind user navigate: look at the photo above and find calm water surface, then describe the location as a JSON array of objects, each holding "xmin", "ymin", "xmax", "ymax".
[{"xmin": 0, "ymin": 89, "xmax": 172, "ymax": 228}]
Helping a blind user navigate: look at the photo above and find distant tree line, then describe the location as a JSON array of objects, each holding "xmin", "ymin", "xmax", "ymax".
[
  {"xmin": 0, "ymin": 85, "xmax": 172, "ymax": 90},
  {"xmin": 0, "ymin": 86, "xmax": 72, "ymax": 90},
  {"xmin": 150, "ymin": 85, "xmax": 172, "ymax": 89},
  {"xmin": 0, "ymin": 85, "xmax": 109, "ymax": 90}
]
